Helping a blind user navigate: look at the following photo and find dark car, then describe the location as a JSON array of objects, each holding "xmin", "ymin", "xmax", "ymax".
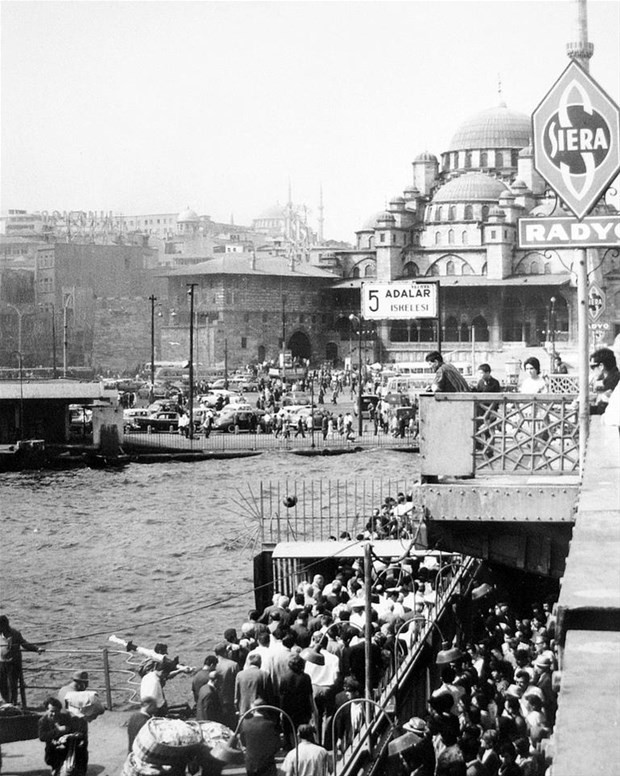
[
  {"xmin": 353, "ymin": 394, "xmax": 381, "ymax": 418},
  {"xmin": 133, "ymin": 411, "xmax": 181, "ymax": 433}
]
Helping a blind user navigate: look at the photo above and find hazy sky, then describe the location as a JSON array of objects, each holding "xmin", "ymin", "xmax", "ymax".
[{"xmin": 1, "ymin": 0, "xmax": 619, "ymax": 241}]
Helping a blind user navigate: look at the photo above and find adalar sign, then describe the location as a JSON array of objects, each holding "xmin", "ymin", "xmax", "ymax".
[{"xmin": 361, "ymin": 281, "xmax": 439, "ymax": 321}]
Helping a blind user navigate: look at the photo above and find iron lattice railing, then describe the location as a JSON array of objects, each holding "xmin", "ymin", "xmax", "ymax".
[
  {"xmin": 473, "ymin": 395, "xmax": 579, "ymax": 474},
  {"xmin": 548, "ymin": 375, "xmax": 579, "ymax": 394}
]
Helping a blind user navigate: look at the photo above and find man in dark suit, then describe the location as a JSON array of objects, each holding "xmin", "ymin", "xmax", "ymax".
[
  {"xmin": 127, "ymin": 696, "xmax": 158, "ymax": 752},
  {"xmin": 239, "ymin": 698, "xmax": 280, "ymax": 776},
  {"xmin": 196, "ymin": 671, "xmax": 224, "ymax": 724},
  {"xmin": 192, "ymin": 654, "xmax": 218, "ymax": 703},
  {"xmin": 329, "ymin": 676, "xmax": 364, "ymax": 754},
  {"xmin": 214, "ymin": 642, "xmax": 239, "ymax": 729},
  {"xmin": 235, "ymin": 654, "xmax": 275, "ymax": 718}
]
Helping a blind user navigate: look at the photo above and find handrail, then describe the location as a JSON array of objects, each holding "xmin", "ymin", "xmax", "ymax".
[
  {"xmin": 233, "ymin": 704, "xmax": 298, "ymax": 775},
  {"xmin": 331, "ymin": 698, "xmax": 396, "ymax": 776}
]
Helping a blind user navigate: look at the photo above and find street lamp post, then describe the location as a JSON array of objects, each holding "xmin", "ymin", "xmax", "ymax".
[
  {"xmin": 349, "ymin": 314, "xmax": 364, "ymax": 437},
  {"xmin": 11, "ymin": 350, "xmax": 24, "ymax": 440},
  {"xmin": 549, "ymin": 296, "xmax": 557, "ymax": 374},
  {"xmin": 187, "ymin": 284, "xmax": 197, "ymax": 439},
  {"xmin": 149, "ymin": 295, "xmax": 158, "ymax": 402},
  {"xmin": 62, "ymin": 292, "xmax": 73, "ymax": 378}
]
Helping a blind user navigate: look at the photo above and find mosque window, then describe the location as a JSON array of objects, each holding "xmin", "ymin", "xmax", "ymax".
[
  {"xmin": 390, "ymin": 321, "xmax": 409, "ymax": 342},
  {"xmin": 435, "ymin": 231, "xmax": 441, "ymax": 245},
  {"xmin": 445, "ymin": 316, "xmax": 458, "ymax": 341},
  {"xmin": 352, "ymin": 267, "xmax": 360, "ymax": 278},
  {"xmin": 379, "ymin": 233, "xmax": 385, "ymax": 243},
  {"xmin": 364, "ymin": 265, "xmax": 374, "ymax": 277},
  {"xmin": 448, "ymin": 206, "xmax": 456, "ymax": 221},
  {"xmin": 464, "ymin": 205, "xmax": 473, "ymax": 220},
  {"xmin": 480, "ymin": 151, "xmax": 488, "ymax": 168},
  {"xmin": 471, "ymin": 315, "xmax": 489, "ymax": 341},
  {"xmin": 481, "ymin": 206, "xmax": 489, "ymax": 221},
  {"xmin": 460, "ymin": 322, "xmax": 470, "ymax": 342},
  {"xmin": 530, "ymin": 261, "xmax": 540, "ymax": 274},
  {"xmin": 446, "ymin": 260, "xmax": 456, "ymax": 275},
  {"xmin": 481, "ymin": 262, "xmax": 487, "ymax": 275},
  {"xmin": 420, "ymin": 320, "xmax": 436, "ymax": 342},
  {"xmin": 511, "ymin": 150, "xmax": 519, "ymax": 167},
  {"xmin": 462, "ymin": 231, "xmax": 468, "ymax": 244},
  {"xmin": 429, "ymin": 262, "xmax": 440, "ymax": 276},
  {"xmin": 436, "ymin": 207, "xmax": 443, "ymax": 222},
  {"xmin": 465, "ymin": 151, "xmax": 472, "ymax": 169},
  {"xmin": 403, "ymin": 262, "xmax": 419, "ymax": 277},
  {"xmin": 544, "ymin": 262, "xmax": 551, "ymax": 274},
  {"xmin": 462, "ymin": 263, "xmax": 474, "ymax": 275},
  {"xmin": 448, "ymin": 229, "xmax": 455, "ymax": 245}
]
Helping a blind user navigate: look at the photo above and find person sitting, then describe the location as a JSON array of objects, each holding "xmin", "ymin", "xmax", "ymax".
[
  {"xmin": 475, "ymin": 363, "xmax": 501, "ymax": 392},
  {"xmin": 425, "ymin": 351, "xmax": 471, "ymax": 393},
  {"xmin": 38, "ymin": 696, "xmax": 88, "ymax": 776},
  {"xmin": 519, "ymin": 357, "xmax": 547, "ymax": 394}
]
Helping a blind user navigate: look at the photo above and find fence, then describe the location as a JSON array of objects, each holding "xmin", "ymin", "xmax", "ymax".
[
  {"xmin": 255, "ymin": 478, "xmax": 422, "ymax": 545},
  {"xmin": 122, "ymin": 426, "xmax": 417, "ymax": 454}
]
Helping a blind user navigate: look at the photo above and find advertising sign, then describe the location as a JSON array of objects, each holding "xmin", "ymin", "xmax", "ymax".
[
  {"xmin": 588, "ymin": 283, "xmax": 606, "ymax": 322},
  {"xmin": 518, "ymin": 215, "xmax": 620, "ymax": 247},
  {"xmin": 361, "ymin": 281, "xmax": 439, "ymax": 321},
  {"xmin": 532, "ymin": 61, "xmax": 620, "ymax": 219}
]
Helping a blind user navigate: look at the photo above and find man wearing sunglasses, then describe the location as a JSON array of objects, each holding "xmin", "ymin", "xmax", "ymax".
[{"xmin": 590, "ymin": 348, "xmax": 620, "ymax": 414}]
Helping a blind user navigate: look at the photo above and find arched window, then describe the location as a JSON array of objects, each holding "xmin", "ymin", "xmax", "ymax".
[
  {"xmin": 435, "ymin": 231, "xmax": 441, "ymax": 245},
  {"xmin": 503, "ymin": 295, "xmax": 525, "ymax": 342},
  {"xmin": 364, "ymin": 264, "xmax": 374, "ymax": 277},
  {"xmin": 448, "ymin": 229, "xmax": 455, "ymax": 245},
  {"xmin": 368, "ymin": 236, "xmax": 373, "ymax": 249},
  {"xmin": 481, "ymin": 262, "xmax": 487, "ymax": 275},
  {"xmin": 462, "ymin": 262, "xmax": 474, "ymax": 275},
  {"xmin": 481, "ymin": 205, "xmax": 489, "ymax": 221},
  {"xmin": 511, "ymin": 150, "xmax": 519, "ymax": 167},
  {"xmin": 445, "ymin": 316, "xmax": 459, "ymax": 341},
  {"xmin": 448, "ymin": 206, "xmax": 456, "ymax": 221},
  {"xmin": 437, "ymin": 207, "xmax": 443, "ymax": 222},
  {"xmin": 403, "ymin": 262, "xmax": 419, "ymax": 277},
  {"xmin": 429, "ymin": 262, "xmax": 440, "ymax": 276},
  {"xmin": 460, "ymin": 322, "xmax": 470, "ymax": 342},
  {"xmin": 471, "ymin": 315, "xmax": 489, "ymax": 341},
  {"xmin": 465, "ymin": 151, "xmax": 472, "ymax": 169},
  {"xmin": 544, "ymin": 262, "xmax": 551, "ymax": 274},
  {"xmin": 530, "ymin": 261, "xmax": 540, "ymax": 274},
  {"xmin": 480, "ymin": 151, "xmax": 488, "ymax": 168},
  {"xmin": 390, "ymin": 321, "xmax": 409, "ymax": 342},
  {"xmin": 419, "ymin": 320, "xmax": 436, "ymax": 342},
  {"xmin": 464, "ymin": 205, "xmax": 473, "ymax": 220},
  {"xmin": 462, "ymin": 230, "xmax": 468, "ymax": 244},
  {"xmin": 351, "ymin": 266, "xmax": 360, "ymax": 278},
  {"xmin": 446, "ymin": 260, "xmax": 456, "ymax": 275}
]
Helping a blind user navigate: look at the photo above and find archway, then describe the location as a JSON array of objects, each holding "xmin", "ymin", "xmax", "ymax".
[
  {"xmin": 325, "ymin": 342, "xmax": 338, "ymax": 364},
  {"xmin": 288, "ymin": 330, "xmax": 311, "ymax": 362}
]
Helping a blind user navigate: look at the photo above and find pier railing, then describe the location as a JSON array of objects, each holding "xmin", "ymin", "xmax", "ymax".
[{"xmin": 420, "ymin": 393, "xmax": 579, "ymax": 477}]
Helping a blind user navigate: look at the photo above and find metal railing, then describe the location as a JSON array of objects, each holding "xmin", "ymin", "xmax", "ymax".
[
  {"xmin": 336, "ymin": 556, "xmax": 479, "ymax": 776},
  {"xmin": 122, "ymin": 426, "xmax": 418, "ymax": 454},
  {"xmin": 255, "ymin": 479, "xmax": 422, "ymax": 545}
]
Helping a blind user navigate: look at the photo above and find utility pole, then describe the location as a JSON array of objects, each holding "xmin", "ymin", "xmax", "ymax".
[
  {"xmin": 149, "ymin": 295, "xmax": 157, "ymax": 403},
  {"xmin": 187, "ymin": 284, "xmax": 197, "ymax": 439}
]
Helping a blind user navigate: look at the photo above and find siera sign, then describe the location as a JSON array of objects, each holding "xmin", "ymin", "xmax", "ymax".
[
  {"xmin": 361, "ymin": 281, "xmax": 439, "ymax": 321},
  {"xmin": 532, "ymin": 61, "xmax": 620, "ymax": 220}
]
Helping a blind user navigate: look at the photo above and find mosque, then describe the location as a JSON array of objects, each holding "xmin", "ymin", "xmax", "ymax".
[{"xmin": 327, "ymin": 95, "xmax": 619, "ymax": 369}]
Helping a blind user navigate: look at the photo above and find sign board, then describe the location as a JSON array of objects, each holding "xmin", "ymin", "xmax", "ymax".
[
  {"xmin": 588, "ymin": 283, "xmax": 605, "ymax": 322},
  {"xmin": 361, "ymin": 281, "xmax": 439, "ymax": 321},
  {"xmin": 532, "ymin": 60, "xmax": 620, "ymax": 220},
  {"xmin": 518, "ymin": 215, "xmax": 620, "ymax": 247}
]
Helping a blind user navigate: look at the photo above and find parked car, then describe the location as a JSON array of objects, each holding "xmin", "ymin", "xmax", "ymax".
[
  {"xmin": 281, "ymin": 391, "xmax": 312, "ymax": 407},
  {"xmin": 69, "ymin": 406, "xmax": 93, "ymax": 434},
  {"xmin": 212, "ymin": 403, "xmax": 256, "ymax": 433},
  {"xmin": 133, "ymin": 411, "xmax": 181, "ymax": 433},
  {"xmin": 123, "ymin": 408, "xmax": 152, "ymax": 431},
  {"xmin": 353, "ymin": 394, "xmax": 381, "ymax": 418}
]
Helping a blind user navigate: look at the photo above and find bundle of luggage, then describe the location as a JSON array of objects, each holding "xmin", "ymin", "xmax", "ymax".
[{"xmin": 122, "ymin": 717, "xmax": 242, "ymax": 776}]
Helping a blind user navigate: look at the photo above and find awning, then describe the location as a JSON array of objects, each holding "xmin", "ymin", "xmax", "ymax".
[
  {"xmin": 329, "ymin": 274, "xmax": 573, "ymax": 290},
  {"xmin": 271, "ymin": 541, "xmax": 451, "ymax": 561}
]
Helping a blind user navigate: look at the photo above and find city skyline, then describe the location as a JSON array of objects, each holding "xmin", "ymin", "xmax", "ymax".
[{"xmin": 1, "ymin": 0, "xmax": 619, "ymax": 242}]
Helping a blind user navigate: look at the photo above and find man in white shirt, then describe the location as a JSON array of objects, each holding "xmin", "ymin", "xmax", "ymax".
[
  {"xmin": 304, "ymin": 632, "xmax": 340, "ymax": 745},
  {"xmin": 281, "ymin": 723, "xmax": 331, "ymax": 776}
]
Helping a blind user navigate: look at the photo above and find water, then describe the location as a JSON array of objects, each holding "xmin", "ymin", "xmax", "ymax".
[{"xmin": 0, "ymin": 449, "xmax": 418, "ymax": 700}]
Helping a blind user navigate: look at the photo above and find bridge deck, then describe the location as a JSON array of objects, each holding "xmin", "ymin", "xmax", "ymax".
[{"xmin": 554, "ymin": 418, "xmax": 620, "ymax": 775}]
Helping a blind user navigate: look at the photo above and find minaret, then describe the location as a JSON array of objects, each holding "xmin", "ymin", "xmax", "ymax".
[
  {"xmin": 318, "ymin": 185, "xmax": 325, "ymax": 243},
  {"xmin": 566, "ymin": 0, "xmax": 594, "ymax": 72}
]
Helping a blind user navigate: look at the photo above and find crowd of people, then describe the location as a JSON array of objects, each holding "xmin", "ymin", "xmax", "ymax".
[{"xmin": 129, "ymin": 532, "xmax": 560, "ymax": 776}]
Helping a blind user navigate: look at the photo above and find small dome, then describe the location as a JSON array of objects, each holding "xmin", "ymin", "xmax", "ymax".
[
  {"xmin": 358, "ymin": 211, "xmax": 386, "ymax": 231},
  {"xmin": 432, "ymin": 172, "xmax": 509, "ymax": 203},
  {"xmin": 447, "ymin": 102, "xmax": 531, "ymax": 152},
  {"xmin": 414, "ymin": 150, "xmax": 438, "ymax": 162},
  {"xmin": 403, "ymin": 184, "xmax": 420, "ymax": 196},
  {"xmin": 499, "ymin": 190, "xmax": 516, "ymax": 200},
  {"xmin": 376, "ymin": 211, "xmax": 396, "ymax": 224},
  {"xmin": 177, "ymin": 207, "xmax": 199, "ymax": 223},
  {"xmin": 511, "ymin": 178, "xmax": 528, "ymax": 190}
]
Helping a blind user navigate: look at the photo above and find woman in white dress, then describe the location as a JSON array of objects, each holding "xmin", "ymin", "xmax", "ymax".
[{"xmin": 520, "ymin": 357, "xmax": 548, "ymax": 393}]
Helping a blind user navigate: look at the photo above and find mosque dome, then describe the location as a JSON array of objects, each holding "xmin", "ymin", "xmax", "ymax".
[
  {"xmin": 414, "ymin": 151, "xmax": 438, "ymax": 162},
  {"xmin": 432, "ymin": 172, "xmax": 509, "ymax": 203},
  {"xmin": 376, "ymin": 211, "xmax": 396, "ymax": 225},
  {"xmin": 177, "ymin": 207, "xmax": 199, "ymax": 223},
  {"xmin": 358, "ymin": 211, "xmax": 387, "ymax": 231},
  {"xmin": 511, "ymin": 178, "xmax": 529, "ymax": 190},
  {"xmin": 256, "ymin": 204, "xmax": 286, "ymax": 220},
  {"xmin": 447, "ymin": 102, "xmax": 531, "ymax": 152}
]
